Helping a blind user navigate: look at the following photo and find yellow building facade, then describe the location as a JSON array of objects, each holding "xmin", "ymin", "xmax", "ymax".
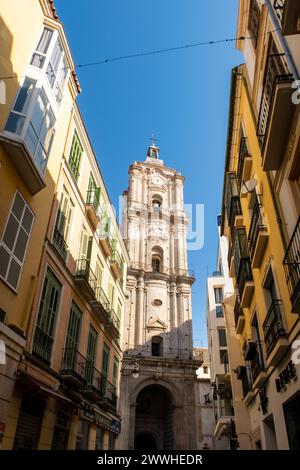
[
  {"xmin": 221, "ymin": 0, "xmax": 300, "ymax": 450},
  {"xmin": 0, "ymin": 0, "xmax": 128, "ymax": 450}
]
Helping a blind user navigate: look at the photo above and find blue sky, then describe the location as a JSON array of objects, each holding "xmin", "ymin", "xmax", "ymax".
[{"xmin": 56, "ymin": 0, "xmax": 243, "ymax": 347}]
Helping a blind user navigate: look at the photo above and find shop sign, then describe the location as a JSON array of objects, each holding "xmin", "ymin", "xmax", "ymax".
[{"xmin": 276, "ymin": 361, "xmax": 297, "ymax": 393}]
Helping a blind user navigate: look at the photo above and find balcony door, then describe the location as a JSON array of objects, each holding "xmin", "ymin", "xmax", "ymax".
[
  {"xmin": 101, "ymin": 343, "xmax": 110, "ymax": 396},
  {"xmin": 64, "ymin": 302, "xmax": 82, "ymax": 368},
  {"xmin": 85, "ymin": 325, "xmax": 98, "ymax": 385}
]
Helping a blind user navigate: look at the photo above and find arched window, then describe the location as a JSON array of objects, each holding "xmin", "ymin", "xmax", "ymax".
[
  {"xmin": 151, "ymin": 246, "xmax": 163, "ymax": 273},
  {"xmin": 151, "ymin": 336, "xmax": 163, "ymax": 357},
  {"xmin": 152, "ymin": 256, "xmax": 161, "ymax": 272},
  {"xmin": 152, "ymin": 195, "xmax": 162, "ymax": 211}
]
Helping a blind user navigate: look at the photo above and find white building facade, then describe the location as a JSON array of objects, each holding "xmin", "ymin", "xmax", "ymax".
[{"xmin": 117, "ymin": 144, "xmax": 201, "ymax": 450}]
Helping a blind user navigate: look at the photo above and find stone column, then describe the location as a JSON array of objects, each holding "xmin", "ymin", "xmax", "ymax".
[{"xmin": 135, "ymin": 274, "xmax": 144, "ymax": 348}]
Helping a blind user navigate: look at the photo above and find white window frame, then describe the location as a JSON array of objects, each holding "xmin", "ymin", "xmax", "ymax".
[{"xmin": 0, "ymin": 191, "xmax": 35, "ymax": 292}]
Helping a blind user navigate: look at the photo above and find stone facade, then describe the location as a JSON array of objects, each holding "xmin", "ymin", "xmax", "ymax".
[{"xmin": 117, "ymin": 144, "xmax": 201, "ymax": 450}]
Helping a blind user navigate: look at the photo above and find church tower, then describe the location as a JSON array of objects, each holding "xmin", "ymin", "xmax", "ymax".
[{"xmin": 118, "ymin": 144, "xmax": 201, "ymax": 450}]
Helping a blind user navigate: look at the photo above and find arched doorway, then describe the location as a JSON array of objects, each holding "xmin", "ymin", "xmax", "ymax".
[
  {"xmin": 134, "ymin": 433, "xmax": 157, "ymax": 450},
  {"xmin": 134, "ymin": 385, "xmax": 173, "ymax": 450}
]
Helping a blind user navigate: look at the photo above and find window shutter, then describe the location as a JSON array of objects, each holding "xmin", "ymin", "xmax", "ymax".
[{"xmin": 0, "ymin": 192, "xmax": 34, "ymax": 290}]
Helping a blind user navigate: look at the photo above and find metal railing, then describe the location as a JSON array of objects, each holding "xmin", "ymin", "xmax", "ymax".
[
  {"xmin": 248, "ymin": 0, "xmax": 261, "ymax": 48},
  {"xmin": 53, "ymin": 227, "xmax": 68, "ymax": 262},
  {"xmin": 228, "ymin": 196, "xmax": 242, "ymax": 233},
  {"xmin": 248, "ymin": 197, "xmax": 266, "ymax": 260},
  {"xmin": 263, "ymin": 300, "xmax": 286, "ymax": 355},
  {"xmin": 110, "ymin": 250, "xmax": 123, "ymax": 270},
  {"xmin": 237, "ymin": 258, "xmax": 253, "ymax": 299},
  {"xmin": 273, "ymin": 0, "xmax": 286, "ymax": 26},
  {"xmin": 249, "ymin": 341, "xmax": 265, "ymax": 382},
  {"xmin": 61, "ymin": 347, "xmax": 87, "ymax": 381},
  {"xmin": 242, "ymin": 366, "xmax": 253, "ymax": 398},
  {"xmin": 95, "ymin": 286, "xmax": 110, "ymax": 310},
  {"xmin": 234, "ymin": 297, "xmax": 244, "ymax": 329},
  {"xmin": 108, "ymin": 308, "xmax": 120, "ymax": 333},
  {"xmin": 86, "ymin": 188, "xmax": 101, "ymax": 213},
  {"xmin": 106, "ymin": 381, "xmax": 117, "ymax": 410},
  {"xmin": 237, "ymin": 137, "xmax": 250, "ymax": 190},
  {"xmin": 75, "ymin": 259, "xmax": 98, "ymax": 294},
  {"xmin": 85, "ymin": 363, "xmax": 106, "ymax": 397},
  {"xmin": 32, "ymin": 326, "xmax": 53, "ymax": 363},
  {"xmin": 257, "ymin": 52, "xmax": 292, "ymax": 149},
  {"xmin": 283, "ymin": 216, "xmax": 300, "ymax": 303},
  {"xmin": 129, "ymin": 263, "xmax": 195, "ymax": 278}
]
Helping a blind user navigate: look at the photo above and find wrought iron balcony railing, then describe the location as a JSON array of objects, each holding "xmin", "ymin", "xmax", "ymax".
[
  {"xmin": 248, "ymin": 198, "xmax": 266, "ymax": 259},
  {"xmin": 241, "ymin": 365, "xmax": 253, "ymax": 398},
  {"xmin": 75, "ymin": 259, "xmax": 98, "ymax": 297},
  {"xmin": 86, "ymin": 188, "xmax": 101, "ymax": 213},
  {"xmin": 234, "ymin": 297, "xmax": 244, "ymax": 329},
  {"xmin": 108, "ymin": 308, "xmax": 120, "ymax": 333},
  {"xmin": 32, "ymin": 326, "xmax": 54, "ymax": 363},
  {"xmin": 237, "ymin": 258, "xmax": 253, "ymax": 299},
  {"xmin": 248, "ymin": 0, "xmax": 261, "ymax": 48},
  {"xmin": 52, "ymin": 227, "xmax": 68, "ymax": 262},
  {"xmin": 95, "ymin": 286, "xmax": 110, "ymax": 310},
  {"xmin": 228, "ymin": 196, "xmax": 242, "ymax": 233},
  {"xmin": 237, "ymin": 137, "xmax": 250, "ymax": 190},
  {"xmin": 85, "ymin": 363, "xmax": 106, "ymax": 398},
  {"xmin": 274, "ymin": 0, "xmax": 286, "ymax": 25},
  {"xmin": 249, "ymin": 340, "xmax": 265, "ymax": 382},
  {"xmin": 283, "ymin": 216, "xmax": 300, "ymax": 313},
  {"xmin": 106, "ymin": 381, "xmax": 118, "ymax": 410},
  {"xmin": 263, "ymin": 300, "xmax": 286, "ymax": 355},
  {"xmin": 257, "ymin": 52, "xmax": 293, "ymax": 150},
  {"xmin": 61, "ymin": 347, "xmax": 87, "ymax": 382}
]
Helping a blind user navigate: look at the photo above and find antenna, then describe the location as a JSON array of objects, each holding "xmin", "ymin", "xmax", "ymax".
[{"xmin": 241, "ymin": 178, "xmax": 257, "ymax": 195}]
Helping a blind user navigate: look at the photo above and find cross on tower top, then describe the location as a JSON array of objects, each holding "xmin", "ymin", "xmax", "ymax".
[{"xmin": 149, "ymin": 132, "xmax": 158, "ymax": 147}]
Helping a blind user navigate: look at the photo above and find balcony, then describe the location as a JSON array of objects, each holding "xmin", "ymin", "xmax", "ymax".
[
  {"xmin": 263, "ymin": 300, "xmax": 288, "ymax": 365},
  {"xmin": 86, "ymin": 189, "xmax": 101, "ymax": 230},
  {"xmin": 283, "ymin": 216, "xmax": 300, "ymax": 314},
  {"xmin": 274, "ymin": 0, "xmax": 300, "ymax": 35},
  {"xmin": 105, "ymin": 308, "xmax": 120, "ymax": 340},
  {"xmin": 61, "ymin": 347, "xmax": 87, "ymax": 386},
  {"xmin": 99, "ymin": 229, "xmax": 113, "ymax": 257},
  {"xmin": 240, "ymin": 366, "xmax": 255, "ymax": 405},
  {"xmin": 228, "ymin": 196, "xmax": 243, "ymax": 233},
  {"xmin": 90, "ymin": 286, "xmax": 110, "ymax": 324},
  {"xmin": 234, "ymin": 297, "xmax": 245, "ymax": 334},
  {"xmin": 84, "ymin": 364, "xmax": 106, "ymax": 403},
  {"xmin": 0, "ymin": 134, "xmax": 46, "ymax": 195},
  {"xmin": 257, "ymin": 53, "xmax": 294, "ymax": 171},
  {"xmin": 249, "ymin": 341, "xmax": 267, "ymax": 390},
  {"xmin": 32, "ymin": 326, "xmax": 53, "ymax": 363},
  {"xmin": 52, "ymin": 227, "xmax": 68, "ymax": 262},
  {"xmin": 110, "ymin": 250, "xmax": 123, "ymax": 280},
  {"xmin": 74, "ymin": 259, "xmax": 98, "ymax": 302},
  {"xmin": 237, "ymin": 258, "xmax": 254, "ymax": 307},
  {"xmin": 248, "ymin": 200, "xmax": 268, "ymax": 268},
  {"xmin": 237, "ymin": 138, "xmax": 252, "ymax": 197},
  {"xmin": 106, "ymin": 381, "xmax": 118, "ymax": 411}
]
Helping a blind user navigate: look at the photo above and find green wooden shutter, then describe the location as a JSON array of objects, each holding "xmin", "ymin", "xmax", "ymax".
[
  {"xmin": 113, "ymin": 357, "xmax": 119, "ymax": 389},
  {"xmin": 102, "ymin": 343, "xmax": 110, "ymax": 377},
  {"xmin": 66, "ymin": 302, "xmax": 82, "ymax": 351},
  {"xmin": 85, "ymin": 325, "xmax": 98, "ymax": 383},
  {"xmin": 69, "ymin": 131, "xmax": 83, "ymax": 180}
]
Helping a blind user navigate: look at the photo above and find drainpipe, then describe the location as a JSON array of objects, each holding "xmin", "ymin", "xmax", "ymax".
[{"xmin": 264, "ymin": 0, "xmax": 299, "ymax": 80}]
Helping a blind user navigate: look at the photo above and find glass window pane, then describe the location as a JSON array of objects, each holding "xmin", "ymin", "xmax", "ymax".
[
  {"xmin": 0, "ymin": 246, "xmax": 10, "ymax": 279},
  {"xmin": 31, "ymin": 92, "xmax": 47, "ymax": 134},
  {"xmin": 22, "ymin": 207, "xmax": 34, "ymax": 234},
  {"xmin": 7, "ymin": 258, "xmax": 21, "ymax": 289},
  {"xmin": 25, "ymin": 123, "xmax": 38, "ymax": 155},
  {"xmin": 3, "ymin": 214, "xmax": 19, "ymax": 250},
  {"xmin": 35, "ymin": 28, "xmax": 53, "ymax": 54},
  {"xmin": 14, "ymin": 227, "xmax": 28, "ymax": 263},
  {"xmin": 5, "ymin": 113, "xmax": 26, "ymax": 135},
  {"xmin": 12, "ymin": 192, "xmax": 25, "ymax": 220},
  {"xmin": 13, "ymin": 78, "xmax": 36, "ymax": 114}
]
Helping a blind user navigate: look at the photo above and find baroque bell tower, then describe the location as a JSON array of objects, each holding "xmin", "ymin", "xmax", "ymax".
[{"xmin": 117, "ymin": 143, "xmax": 201, "ymax": 450}]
